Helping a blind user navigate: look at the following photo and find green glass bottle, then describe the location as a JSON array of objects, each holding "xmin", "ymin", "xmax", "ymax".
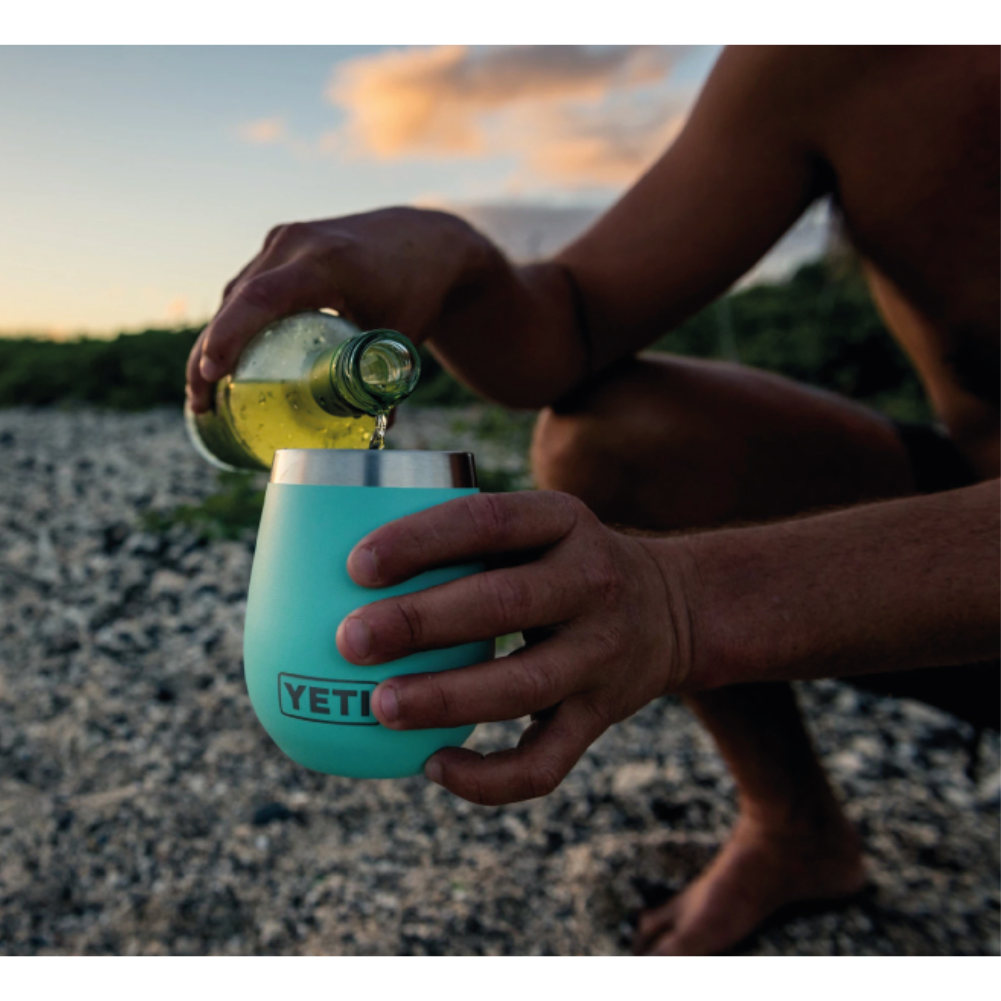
[{"xmin": 185, "ymin": 311, "xmax": 420, "ymax": 471}]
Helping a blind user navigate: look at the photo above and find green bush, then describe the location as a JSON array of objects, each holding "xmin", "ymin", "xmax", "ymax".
[
  {"xmin": 141, "ymin": 471, "xmax": 266, "ymax": 541},
  {"xmin": 0, "ymin": 260, "xmax": 932, "ymax": 422},
  {"xmin": 0, "ymin": 327, "xmax": 201, "ymax": 409},
  {"xmin": 653, "ymin": 260, "xmax": 932, "ymax": 423}
]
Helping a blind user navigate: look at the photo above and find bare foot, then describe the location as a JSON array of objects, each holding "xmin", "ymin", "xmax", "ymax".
[{"xmin": 633, "ymin": 813, "xmax": 867, "ymax": 955}]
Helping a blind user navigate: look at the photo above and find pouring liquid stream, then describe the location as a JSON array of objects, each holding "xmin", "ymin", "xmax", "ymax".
[{"xmin": 369, "ymin": 413, "xmax": 388, "ymax": 451}]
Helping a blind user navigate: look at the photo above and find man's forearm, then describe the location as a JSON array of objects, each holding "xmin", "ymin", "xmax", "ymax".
[
  {"xmin": 659, "ymin": 480, "xmax": 1000, "ymax": 690},
  {"xmin": 427, "ymin": 255, "xmax": 590, "ymax": 410}
]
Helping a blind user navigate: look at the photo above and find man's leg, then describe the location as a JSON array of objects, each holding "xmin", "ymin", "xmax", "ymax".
[{"xmin": 531, "ymin": 354, "xmax": 914, "ymax": 956}]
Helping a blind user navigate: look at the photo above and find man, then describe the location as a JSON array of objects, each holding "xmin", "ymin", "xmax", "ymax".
[{"xmin": 186, "ymin": 46, "xmax": 999, "ymax": 954}]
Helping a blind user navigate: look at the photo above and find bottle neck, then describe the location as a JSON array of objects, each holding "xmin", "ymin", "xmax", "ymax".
[{"xmin": 309, "ymin": 329, "xmax": 420, "ymax": 417}]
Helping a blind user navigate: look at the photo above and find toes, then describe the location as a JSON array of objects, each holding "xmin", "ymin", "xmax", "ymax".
[
  {"xmin": 646, "ymin": 934, "xmax": 683, "ymax": 956},
  {"xmin": 632, "ymin": 898, "xmax": 681, "ymax": 955},
  {"xmin": 645, "ymin": 928, "xmax": 707, "ymax": 956}
]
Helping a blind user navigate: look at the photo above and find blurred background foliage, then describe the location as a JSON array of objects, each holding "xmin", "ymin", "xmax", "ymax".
[
  {"xmin": 140, "ymin": 471, "xmax": 267, "ymax": 541},
  {"xmin": 1, "ymin": 257, "xmax": 932, "ymax": 538},
  {"xmin": 0, "ymin": 258, "xmax": 931, "ymax": 422},
  {"xmin": 651, "ymin": 259, "xmax": 931, "ymax": 423}
]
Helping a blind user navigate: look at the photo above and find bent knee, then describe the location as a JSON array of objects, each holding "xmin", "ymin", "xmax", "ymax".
[
  {"xmin": 530, "ymin": 406, "xmax": 613, "ymax": 498},
  {"xmin": 529, "ymin": 357, "xmax": 698, "ymax": 513}
]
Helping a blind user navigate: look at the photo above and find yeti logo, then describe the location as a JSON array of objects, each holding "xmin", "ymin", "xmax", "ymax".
[{"xmin": 278, "ymin": 672, "xmax": 379, "ymax": 726}]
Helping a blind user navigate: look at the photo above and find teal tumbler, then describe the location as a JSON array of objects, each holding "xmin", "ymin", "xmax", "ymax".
[{"xmin": 244, "ymin": 449, "xmax": 492, "ymax": 778}]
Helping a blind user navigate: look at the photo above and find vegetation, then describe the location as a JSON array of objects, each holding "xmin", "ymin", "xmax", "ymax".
[
  {"xmin": 655, "ymin": 260, "xmax": 932, "ymax": 423},
  {"xmin": 140, "ymin": 470, "xmax": 267, "ymax": 541},
  {"xmin": 0, "ymin": 327, "xmax": 201, "ymax": 410},
  {"xmin": 3, "ymin": 258, "xmax": 932, "ymax": 535},
  {"xmin": 0, "ymin": 258, "xmax": 931, "ymax": 423}
]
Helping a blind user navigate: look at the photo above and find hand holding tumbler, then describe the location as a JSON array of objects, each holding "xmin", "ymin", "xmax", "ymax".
[{"xmin": 244, "ymin": 449, "xmax": 493, "ymax": 778}]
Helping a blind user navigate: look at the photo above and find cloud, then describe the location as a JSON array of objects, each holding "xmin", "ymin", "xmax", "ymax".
[
  {"xmin": 507, "ymin": 94, "xmax": 688, "ymax": 188},
  {"xmin": 326, "ymin": 45, "xmax": 693, "ymax": 189},
  {"xmin": 237, "ymin": 117, "xmax": 287, "ymax": 145}
]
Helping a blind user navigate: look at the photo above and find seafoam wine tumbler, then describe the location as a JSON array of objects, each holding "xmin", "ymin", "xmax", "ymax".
[{"xmin": 244, "ymin": 449, "xmax": 492, "ymax": 778}]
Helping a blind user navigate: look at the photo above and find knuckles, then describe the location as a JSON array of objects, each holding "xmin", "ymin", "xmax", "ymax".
[
  {"xmin": 464, "ymin": 492, "xmax": 516, "ymax": 547},
  {"xmin": 478, "ymin": 570, "xmax": 533, "ymax": 627},
  {"xmin": 524, "ymin": 758, "xmax": 565, "ymax": 800},
  {"xmin": 514, "ymin": 648, "xmax": 562, "ymax": 711},
  {"xmin": 454, "ymin": 766, "xmax": 563, "ymax": 806},
  {"xmin": 579, "ymin": 692, "xmax": 615, "ymax": 730},
  {"xmin": 542, "ymin": 489, "xmax": 587, "ymax": 531},
  {"xmin": 461, "ymin": 489, "xmax": 584, "ymax": 549},
  {"xmin": 396, "ymin": 673, "xmax": 456, "ymax": 729},
  {"xmin": 578, "ymin": 545, "xmax": 623, "ymax": 609},
  {"xmin": 264, "ymin": 224, "xmax": 285, "ymax": 249},
  {"xmin": 587, "ymin": 616, "xmax": 630, "ymax": 669},
  {"xmin": 266, "ymin": 221, "xmax": 312, "ymax": 253},
  {"xmin": 388, "ymin": 596, "xmax": 426, "ymax": 649},
  {"xmin": 237, "ymin": 274, "xmax": 287, "ymax": 314}
]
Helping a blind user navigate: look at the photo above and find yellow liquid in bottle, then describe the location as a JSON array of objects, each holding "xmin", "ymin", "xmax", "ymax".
[{"xmin": 222, "ymin": 378, "xmax": 377, "ymax": 469}]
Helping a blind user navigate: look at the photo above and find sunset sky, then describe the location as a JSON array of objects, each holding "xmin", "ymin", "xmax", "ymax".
[{"xmin": 0, "ymin": 45, "xmax": 827, "ymax": 337}]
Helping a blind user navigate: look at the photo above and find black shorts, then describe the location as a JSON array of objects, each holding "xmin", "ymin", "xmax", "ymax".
[{"xmin": 843, "ymin": 422, "xmax": 998, "ymax": 732}]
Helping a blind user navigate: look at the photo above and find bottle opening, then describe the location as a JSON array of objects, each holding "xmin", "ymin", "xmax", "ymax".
[{"xmin": 359, "ymin": 337, "xmax": 419, "ymax": 403}]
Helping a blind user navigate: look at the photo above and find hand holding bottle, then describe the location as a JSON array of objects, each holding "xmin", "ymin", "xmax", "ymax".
[{"xmin": 186, "ymin": 207, "xmax": 589, "ymax": 414}]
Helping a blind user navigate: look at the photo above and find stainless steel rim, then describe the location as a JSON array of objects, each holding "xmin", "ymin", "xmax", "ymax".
[{"xmin": 270, "ymin": 449, "xmax": 477, "ymax": 489}]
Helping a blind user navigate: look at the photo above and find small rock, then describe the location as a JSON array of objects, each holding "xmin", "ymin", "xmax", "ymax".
[
  {"xmin": 612, "ymin": 761, "xmax": 660, "ymax": 796},
  {"xmin": 251, "ymin": 802, "xmax": 301, "ymax": 827}
]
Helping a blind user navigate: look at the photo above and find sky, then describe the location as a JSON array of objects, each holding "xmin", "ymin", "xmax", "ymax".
[{"xmin": 0, "ymin": 45, "xmax": 827, "ymax": 337}]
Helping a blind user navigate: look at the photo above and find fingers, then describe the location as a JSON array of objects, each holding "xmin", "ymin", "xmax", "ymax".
[
  {"xmin": 632, "ymin": 899, "xmax": 682, "ymax": 956},
  {"xmin": 186, "ymin": 255, "xmax": 271, "ymax": 413},
  {"xmin": 423, "ymin": 696, "xmax": 607, "ymax": 805},
  {"xmin": 185, "ymin": 328, "xmax": 213, "ymax": 412},
  {"xmin": 366, "ymin": 633, "xmax": 598, "ymax": 729},
  {"xmin": 347, "ymin": 490, "xmax": 583, "ymax": 587},
  {"xmin": 198, "ymin": 261, "xmax": 337, "ymax": 384},
  {"xmin": 220, "ymin": 256, "xmax": 262, "ymax": 308},
  {"xmin": 337, "ymin": 560, "xmax": 578, "ymax": 665}
]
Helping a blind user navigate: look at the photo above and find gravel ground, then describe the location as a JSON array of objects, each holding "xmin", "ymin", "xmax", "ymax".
[{"xmin": 0, "ymin": 406, "xmax": 997, "ymax": 956}]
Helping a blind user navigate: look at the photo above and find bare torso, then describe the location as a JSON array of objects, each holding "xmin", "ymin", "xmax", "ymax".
[{"xmin": 816, "ymin": 46, "xmax": 999, "ymax": 477}]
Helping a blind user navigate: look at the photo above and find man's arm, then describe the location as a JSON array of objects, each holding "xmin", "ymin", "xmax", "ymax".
[
  {"xmin": 676, "ymin": 479, "xmax": 1001, "ymax": 689},
  {"xmin": 543, "ymin": 46, "xmax": 833, "ymax": 373},
  {"xmin": 430, "ymin": 46, "xmax": 843, "ymax": 398}
]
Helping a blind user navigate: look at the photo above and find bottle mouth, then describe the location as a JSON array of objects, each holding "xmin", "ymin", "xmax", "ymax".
[
  {"xmin": 358, "ymin": 334, "xmax": 420, "ymax": 403},
  {"xmin": 313, "ymin": 328, "xmax": 422, "ymax": 418}
]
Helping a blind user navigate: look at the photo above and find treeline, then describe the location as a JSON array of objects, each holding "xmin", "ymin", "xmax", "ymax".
[
  {"xmin": 0, "ymin": 324, "xmax": 476, "ymax": 410},
  {"xmin": 0, "ymin": 327, "xmax": 202, "ymax": 410},
  {"xmin": 0, "ymin": 259, "xmax": 931, "ymax": 421},
  {"xmin": 654, "ymin": 259, "xmax": 931, "ymax": 422}
]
